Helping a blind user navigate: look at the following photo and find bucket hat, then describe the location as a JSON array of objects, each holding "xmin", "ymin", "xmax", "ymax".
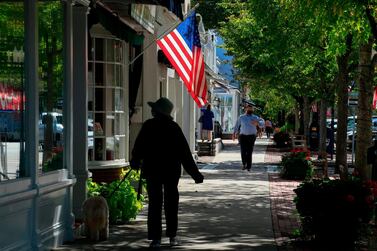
[{"xmin": 148, "ymin": 97, "xmax": 174, "ymax": 118}]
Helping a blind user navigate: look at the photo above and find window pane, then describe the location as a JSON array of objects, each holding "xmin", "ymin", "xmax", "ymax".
[
  {"xmin": 106, "ymin": 64, "xmax": 115, "ymax": 86},
  {"xmin": 38, "ymin": 1, "xmax": 64, "ymax": 173},
  {"xmin": 95, "ymin": 88, "xmax": 105, "ymax": 111},
  {"xmin": 94, "ymin": 138, "xmax": 104, "ymax": 160},
  {"xmin": 115, "ymin": 113, "xmax": 125, "ymax": 135},
  {"xmin": 88, "ymin": 86, "xmax": 94, "ymax": 111},
  {"xmin": 0, "ymin": 3, "xmax": 25, "ymax": 181},
  {"xmin": 95, "ymin": 38, "xmax": 104, "ymax": 61},
  {"xmin": 106, "ymin": 88, "xmax": 114, "ymax": 111},
  {"xmin": 95, "ymin": 63, "xmax": 104, "ymax": 86},
  {"xmin": 114, "ymin": 40, "xmax": 122, "ymax": 63},
  {"xmin": 94, "ymin": 113, "xmax": 105, "ymax": 136},
  {"xmin": 106, "ymin": 137, "xmax": 114, "ymax": 160},
  {"xmin": 115, "ymin": 136, "xmax": 125, "ymax": 159},
  {"xmin": 115, "ymin": 88, "xmax": 123, "ymax": 112},
  {"xmin": 115, "ymin": 64, "xmax": 122, "ymax": 87},
  {"xmin": 105, "ymin": 114, "xmax": 115, "ymax": 136},
  {"xmin": 106, "ymin": 39, "xmax": 115, "ymax": 62},
  {"xmin": 88, "ymin": 114, "xmax": 94, "ymax": 161}
]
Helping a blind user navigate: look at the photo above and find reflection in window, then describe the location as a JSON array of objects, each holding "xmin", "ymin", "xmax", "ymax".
[
  {"xmin": 0, "ymin": 3, "xmax": 25, "ymax": 181},
  {"xmin": 38, "ymin": 1, "xmax": 64, "ymax": 173}
]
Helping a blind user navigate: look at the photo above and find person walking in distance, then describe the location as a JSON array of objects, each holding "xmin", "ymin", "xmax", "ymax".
[
  {"xmin": 232, "ymin": 105, "xmax": 263, "ymax": 171},
  {"xmin": 131, "ymin": 97, "xmax": 204, "ymax": 249},
  {"xmin": 200, "ymin": 104, "xmax": 215, "ymax": 141},
  {"xmin": 265, "ymin": 119, "xmax": 273, "ymax": 138}
]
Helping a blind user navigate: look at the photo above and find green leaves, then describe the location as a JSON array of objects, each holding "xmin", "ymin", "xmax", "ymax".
[{"xmin": 87, "ymin": 170, "xmax": 144, "ymax": 224}]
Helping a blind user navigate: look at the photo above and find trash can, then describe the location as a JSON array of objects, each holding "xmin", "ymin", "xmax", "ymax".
[{"xmin": 309, "ymin": 121, "xmax": 319, "ymax": 151}]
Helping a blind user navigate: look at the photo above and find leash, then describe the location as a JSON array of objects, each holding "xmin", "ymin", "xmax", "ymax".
[
  {"xmin": 137, "ymin": 169, "xmax": 143, "ymax": 200},
  {"xmin": 101, "ymin": 168, "xmax": 135, "ymax": 199}
]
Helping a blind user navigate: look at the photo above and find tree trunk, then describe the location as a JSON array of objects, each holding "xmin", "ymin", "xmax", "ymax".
[
  {"xmin": 303, "ymin": 96, "xmax": 310, "ymax": 144},
  {"xmin": 42, "ymin": 33, "xmax": 54, "ymax": 164},
  {"xmin": 335, "ymin": 35, "xmax": 353, "ymax": 180},
  {"xmin": 295, "ymin": 107, "xmax": 300, "ymax": 134},
  {"xmin": 356, "ymin": 40, "xmax": 374, "ymax": 180},
  {"xmin": 319, "ymin": 98, "xmax": 328, "ymax": 177}
]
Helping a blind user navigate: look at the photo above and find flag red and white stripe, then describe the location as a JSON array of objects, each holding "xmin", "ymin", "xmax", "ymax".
[{"xmin": 157, "ymin": 12, "xmax": 208, "ymax": 107}]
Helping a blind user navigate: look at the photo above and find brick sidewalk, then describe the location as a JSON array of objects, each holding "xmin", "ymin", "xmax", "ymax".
[
  {"xmin": 266, "ymin": 145, "xmax": 372, "ymax": 251},
  {"xmin": 269, "ymin": 174, "xmax": 307, "ymax": 251}
]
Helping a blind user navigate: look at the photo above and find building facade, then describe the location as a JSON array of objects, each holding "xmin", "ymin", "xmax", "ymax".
[{"xmin": 0, "ymin": 0, "xmax": 188, "ymax": 250}]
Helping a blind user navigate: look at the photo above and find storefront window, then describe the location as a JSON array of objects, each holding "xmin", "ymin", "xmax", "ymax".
[
  {"xmin": 216, "ymin": 94, "xmax": 234, "ymax": 133},
  {"xmin": 38, "ymin": 1, "xmax": 64, "ymax": 173},
  {"xmin": 88, "ymin": 37, "xmax": 126, "ymax": 162},
  {"xmin": 0, "ymin": 3, "xmax": 25, "ymax": 181}
]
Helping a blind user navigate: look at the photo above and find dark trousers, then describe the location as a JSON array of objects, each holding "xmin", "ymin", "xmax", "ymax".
[
  {"xmin": 147, "ymin": 178, "xmax": 179, "ymax": 240},
  {"xmin": 239, "ymin": 134, "xmax": 257, "ymax": 169}
]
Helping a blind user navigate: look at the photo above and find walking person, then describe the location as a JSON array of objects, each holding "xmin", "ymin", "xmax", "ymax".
[
  {"xmin": 131, "ymin": 97, "xmax": 204, "ymax": 249},
  {"xmin": 232, "ymin": 105, "xmax": 263, "ymax": 171},
  {"xmin": 257, "ymin": 117, "xmax": 265, "ymax": 138},
  {"xmin": 199, "ymin": 104, "xmax": 214, "ymax": 141},
  {"xmin": 265, "ymin": 119, "xmax": 273, "ymax": 138}
]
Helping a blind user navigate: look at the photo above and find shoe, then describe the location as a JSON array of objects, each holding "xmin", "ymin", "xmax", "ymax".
[
  {"xmin": 149, "ymin": 240, "xmax": 161, "ymax": 249},
  {"xmin": 247, "ymin": 168, "xmax": 251, "ymax": 172},
  {"xmin": 170, "ymin": 237, "xmax": 179, "ymax": 247},
  {"xmin": 242, "ymin": 165, "xmax": 246, "ymax": 170}
]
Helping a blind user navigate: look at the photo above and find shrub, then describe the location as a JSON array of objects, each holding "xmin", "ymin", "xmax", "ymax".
[
  {"xmin": 87, "ymin": 169, "xmax": 144, "ymax": 224},
  {"xmin": 273, "ymin": 131, "xmax": 291, "ymax": 148},
  {"xmin": 294, "ymin": 178, "xmax": 377, "ymax": 246},
  {"xmin": 280, "ymin": 148, "xmax": 313, "ymax": 180}
]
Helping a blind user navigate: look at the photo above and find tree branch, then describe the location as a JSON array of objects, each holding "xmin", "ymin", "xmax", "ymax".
[{"xmin": 365, "ymin": 6, "xmax": 377, "ymax": 41}]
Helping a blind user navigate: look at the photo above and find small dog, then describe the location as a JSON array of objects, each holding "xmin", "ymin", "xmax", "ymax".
[{"xmin": 82, "ymin": 196, "xmax": 109, "ymax": 241}]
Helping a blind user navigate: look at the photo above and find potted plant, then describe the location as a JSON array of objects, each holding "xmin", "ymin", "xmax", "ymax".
[
  {"xmin": 87, "ymin": 169, "xmax": 145, "ymax": 224},
  {"xmin": 280, "ymin": 148, "xmax": 313, "ymax": 180}
]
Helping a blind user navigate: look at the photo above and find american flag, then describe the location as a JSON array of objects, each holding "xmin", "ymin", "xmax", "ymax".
[{"xmin": 157, "ymin": 11, "xmax": 208, "ymax": 107}]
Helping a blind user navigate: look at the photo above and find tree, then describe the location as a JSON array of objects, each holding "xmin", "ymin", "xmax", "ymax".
[{"xmin": 38, "ymin": 1, "xmax": 64, "ymax": 164}]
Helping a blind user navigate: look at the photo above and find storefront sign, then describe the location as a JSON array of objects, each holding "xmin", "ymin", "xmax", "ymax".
[{"xmin": 0, "ymin": 83, "xmax": 22, "ymax": 110}]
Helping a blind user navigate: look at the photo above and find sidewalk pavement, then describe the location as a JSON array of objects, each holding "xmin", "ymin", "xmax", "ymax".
[{"xmin": 56, "ymin": 138, "xmax": 281, "ymax": 251}]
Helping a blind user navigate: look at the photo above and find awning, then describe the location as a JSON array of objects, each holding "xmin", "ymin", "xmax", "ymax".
[
  {"xmin": 205, "ymin": 64, "xmax": 230, "ymax": 90},
  {"xmin": 98, "ymin": 0, "xmax": 184, "ymax": 20},
  {"xmin": 88, "ymin": 1, "xmax": 144, "ymax": 45}
]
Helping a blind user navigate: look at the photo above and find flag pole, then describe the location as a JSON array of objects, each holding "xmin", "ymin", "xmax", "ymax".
[{"xmin": 129, "ymin": 3, "xmax": 199, "ymax": 65}]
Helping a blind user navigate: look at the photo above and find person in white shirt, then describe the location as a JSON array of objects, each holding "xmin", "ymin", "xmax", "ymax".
[{"xmin": 232, "ymin": 105, "xmax": 263, "ymax": 171}]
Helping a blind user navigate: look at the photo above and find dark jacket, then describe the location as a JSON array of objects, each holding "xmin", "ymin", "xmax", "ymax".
[{"xmin": 132, "ymin": 115, "xmax": 203, "ymax": 182}]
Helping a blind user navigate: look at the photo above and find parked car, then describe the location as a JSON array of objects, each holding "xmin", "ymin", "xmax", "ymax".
[
  {"xmin": 346, "ymin": 116, "xmax": 377, "ymax": 149},
  {"xmin": 326, "ymin": 118, "xmax": 337, "ymax": 131},
  {"xmin": 39, "ymin": 112, "xmax": 64, "ymax": 146}
]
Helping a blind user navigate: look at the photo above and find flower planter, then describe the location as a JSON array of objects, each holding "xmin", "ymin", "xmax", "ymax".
[
  {"xmin": 294, "ymin": 179, "xmax": 376, "ymax": 247},
  {"xmin": 90, "ymin": 167, "xmax": 123, "ymax": 183},
  {"xmin": 280, "ymin": 148, "xmax": 313, "ymax": 180}
]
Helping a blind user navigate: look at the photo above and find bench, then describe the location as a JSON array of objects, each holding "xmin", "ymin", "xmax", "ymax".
[{"xmin": 290, "ymin": 134, "xmax": 307, "ymax": 150}]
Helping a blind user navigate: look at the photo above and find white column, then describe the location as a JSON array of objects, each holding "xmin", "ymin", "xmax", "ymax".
[
  {"xmin": 166, "ymin": 74, "xmax": 176, "ymax": 119},
  {"xmin": 175, "ymin": 76, "xmax": 183, "ymax": 127},
  {"xmin": 124, "ymin": 42, "xmax": 130, "ymax": 161},
  {"xmin": 182, "ymin": 85, "xmax": 190, "ymax": 142},
  {"xmin": 72, "ymin": 4, "xmax": 89, "ymax": 221},
  {"xmin": 189, "ymin": 93, "xmax": 197, "ymax": 153},
  {"xmin": 63, "ymin": 0, "xmax": 75, "ymax": 242},
  {"xmin": 142, "ymin": 33, "xmax": 159, "ymax": 121},
  {"xmin": 24, "ymin": 0, "xmax": 40, "ymax": 249}
]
